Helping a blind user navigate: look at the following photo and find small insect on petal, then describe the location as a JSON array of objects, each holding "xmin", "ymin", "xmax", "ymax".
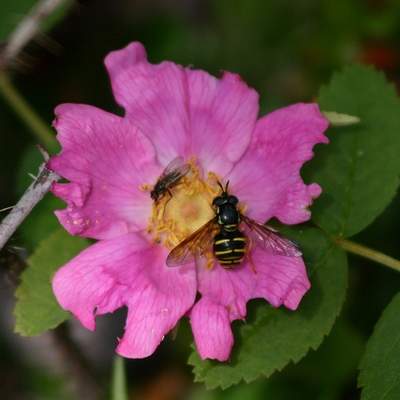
[{"xmin": 150, "ymin": 157, "xmax": 191, "ymax": 201}]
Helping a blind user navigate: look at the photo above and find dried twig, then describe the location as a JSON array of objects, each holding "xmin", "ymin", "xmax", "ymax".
[
  {"xmin": 0, "ymin": 149, "xmax": 59, "ymax": 251},
  {"xmin": 0, "ymin": 0, "xmax": 69, "ymax": 68}
]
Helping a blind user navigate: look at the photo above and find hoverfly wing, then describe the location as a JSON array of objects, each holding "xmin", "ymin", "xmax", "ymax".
[
  {"xmin": 241, "ymin": 214, "xmax": 302, "ymax": 257},
  {"xmin": 162, "ymin": 156, "xmax": 191, "ymax": 179},
  {"xmin": 166, "ymin": 219, "xmax": 217, "ymax": 267}
]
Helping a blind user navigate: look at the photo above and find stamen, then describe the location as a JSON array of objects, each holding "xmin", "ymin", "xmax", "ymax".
[{"xmin": 145, "ymin": 160, "xmax": 218, "ymax": 253}]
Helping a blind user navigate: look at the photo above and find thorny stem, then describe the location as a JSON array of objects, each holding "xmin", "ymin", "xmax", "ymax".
[
  {"xmin": 0, "ymin": 3, "xmax": 99, "ymax": 399},
  {"xmin": 336, "ymin": 237, "xmax": 400, "ymax": 273},
  {"xmin": 0, "ymin": 156, "xmax": 59, "ymax": 251},
  {"xmin": 0, "ymin": 0, "xmax": 69, "ymax": 68},
  {"xmin": 0, "ymin": 71, "xmax": 57, "ymax": 150}
]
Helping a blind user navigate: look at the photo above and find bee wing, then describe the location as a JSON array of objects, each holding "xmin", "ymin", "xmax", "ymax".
[
  {"xmin": 162, "ymin": 156, "xmax": 191, "ymax": 178},
  {"xmin": 166, "ymin": 219, "xmax": 217, "ymax": 267},
  {"xmin": 241, "ymin": 214, "xmax": 302, "ymax": 257}
]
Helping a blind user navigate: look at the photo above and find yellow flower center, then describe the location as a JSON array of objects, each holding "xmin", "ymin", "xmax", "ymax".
[{"xmin": 146, "ymin": 160, "xmax": 220, "ymax": 250}]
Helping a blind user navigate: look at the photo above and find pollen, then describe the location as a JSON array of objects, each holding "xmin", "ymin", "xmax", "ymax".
[{"xmin": 146, "ymin": 159, "xmax": 219, "ymax": 251}]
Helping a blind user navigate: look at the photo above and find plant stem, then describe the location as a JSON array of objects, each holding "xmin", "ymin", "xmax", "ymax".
[
  {"xmin": 336, "ymin": 238, "xmax": 400, "ymax": 273},
  {"xmin": 0, "ymin": 70, "xmax": 57, "ymax": 151},
  {"xmin": 0, "ymin": 0, "xmax": 69, "ymax": 67},
  {"xmin": 0, "ymin": 157, "xmax": 59, "ymax": 251},
  {"xmin": 111, "ymin": 356, "xmax": 128, "ymax": 400}
]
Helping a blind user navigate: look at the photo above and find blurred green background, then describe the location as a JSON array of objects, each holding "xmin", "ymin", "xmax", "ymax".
[{"xmin": 1, "ymin": 0, "xmax": 400, "ymax": 399}]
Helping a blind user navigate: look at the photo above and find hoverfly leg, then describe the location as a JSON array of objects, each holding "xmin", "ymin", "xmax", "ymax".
[
  {"xmin": 247, "ymin": 237, "xmax": 257, "ymax": 274},
  {"xmin": 249, "ymin": 254, "xmax": 257, "ymax": 274}
]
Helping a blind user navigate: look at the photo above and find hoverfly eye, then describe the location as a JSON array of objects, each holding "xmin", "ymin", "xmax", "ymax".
[
  {"xmin": 213, "ymin": 196, "xmax": 224, "ymax": 206},
  {"xmin": 228, "ymin": 195, "xmax": 239, "ymax": 205}
]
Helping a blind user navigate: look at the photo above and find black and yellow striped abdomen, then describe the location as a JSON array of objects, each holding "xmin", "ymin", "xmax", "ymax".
[{"xmin": 213, "ymin": 228, "xmax": 247, "ymax": 269}]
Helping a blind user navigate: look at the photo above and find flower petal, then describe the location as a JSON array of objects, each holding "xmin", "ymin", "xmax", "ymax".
[
  {"xmin": 104, "ymin": 42, "xmax": 190, "ymax": 165},
  {"xmin": 104, "ymin": 42, "xmax": 259, "ymax": 174},
  {"xmin": 117, "ymin": 261, "xmax": 196, "ymax": 358},
  {"xmin": 53, "ymin": 233, "xmax": 197, "ymax": 358},
  {"xmin": 190, "ymin": 298, "xmax": 233, "ymax": 362},
  {"xmin": 48, "ymin": 103, "xmax": 160, "ymax": 240},
  {"xmin": 189, "ymin": 261, "xmax": 255, "ymax": 360},
  {"xmin": 229, "ymin": 103, "xmax": 329, "ymax": 224},
  {"xmin": 251, "ymin": 248, "xmax": 311, "ymax": 310},
  {"xmin": 53, "ymin": 233, "xmax": 147, "ymax": 330},
  {"xmin": 190, "ymin": 249, "xmax": 310, "ymax": 360},
  {"xmin": 187, "ymin": 70, "xmax": 259, "ymax": 176}
]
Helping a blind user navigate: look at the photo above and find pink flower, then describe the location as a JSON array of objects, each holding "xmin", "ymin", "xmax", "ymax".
[{"xmin": 49, "ymin": 42, "xmax": 329, "ymax": 362}]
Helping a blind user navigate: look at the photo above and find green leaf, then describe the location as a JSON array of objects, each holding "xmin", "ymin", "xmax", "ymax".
[
  {"xmin": 188, "ymin": 228, "xmax": 348, "ymax": 389},
  {"xmin": 111, "ymin": 356, "xmax": 128, "ymax": 400},
  {"xmin": 358, "ymin": 292, "xmax": 400, "ymax": 400},
  {"xmin": 190, "ymin": 379, "xmax": 264, "ymax": 400},
  {"xmin": 307, "ymin": 65, "xmax": 400, "ymax": 237},
  {"xmin": 0, "ymin": 0, "xmax": 73, "ymax": 42},
  {"xmin": 14, "ymin": 229, "xmax": 89, "ymax": 336}
]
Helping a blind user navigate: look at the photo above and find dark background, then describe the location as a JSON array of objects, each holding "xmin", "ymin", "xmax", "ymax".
[{"xmin": 1, "ymin": 1, "xmax": 400, "ymax": 399}]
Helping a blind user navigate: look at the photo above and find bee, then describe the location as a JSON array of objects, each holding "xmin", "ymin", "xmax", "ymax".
[
  {"xmin": 150, "ymin": 157, "xmax": 191, "ymax": 202},
  {"xmin": 167, "ymin": 181, "xmax": 301, "ymax": 269}
]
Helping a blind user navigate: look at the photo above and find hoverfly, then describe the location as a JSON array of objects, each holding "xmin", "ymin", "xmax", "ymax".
[
  {"xmin": 167, "ymin": 181, "xmax": 301, "ymax": 269},
  {"xmin": 150, "ymin": 157, "xmax": 191, "ymax": 202}
]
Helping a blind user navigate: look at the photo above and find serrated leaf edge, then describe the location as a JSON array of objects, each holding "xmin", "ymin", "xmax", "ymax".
[{"xmin": 189, "ymin": 243, "xmax": 348, "ymax": 390}]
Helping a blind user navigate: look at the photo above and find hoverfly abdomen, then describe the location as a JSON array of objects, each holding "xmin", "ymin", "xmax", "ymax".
[
  {"xmin": 166, "ymin": 180, "xmax": 301, "ymax": 270},
  {"xmin": 213, "ymin": 229, "xmax": 247, "ymax": 268}
]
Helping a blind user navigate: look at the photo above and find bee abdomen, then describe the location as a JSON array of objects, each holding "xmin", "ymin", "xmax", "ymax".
[{"xmin": 213, "ymin": 230, "xmax": 247, "ymax": 268}]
